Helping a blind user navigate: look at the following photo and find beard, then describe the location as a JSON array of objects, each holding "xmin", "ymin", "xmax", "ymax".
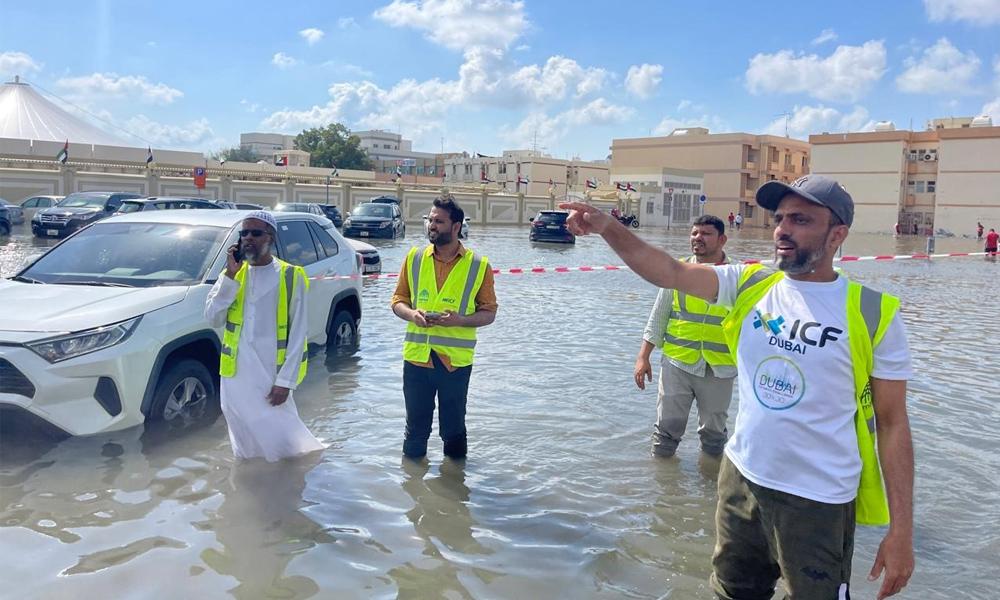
[
  {"xmin": 429, "ymin": 229, "xmax": 453, "ymax": 246},
  {"xmin": 244, "ymin": 240, "xmax": 270, "ymax": 261},
  {"xmin": 775, "ymin": 236, "xmax": 825, "ymax": 274}
]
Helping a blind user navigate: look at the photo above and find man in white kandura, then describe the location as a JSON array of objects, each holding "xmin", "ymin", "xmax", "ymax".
[{"xmin": 205, "ymin": 211, "xmax": 325, "ymax": 461}]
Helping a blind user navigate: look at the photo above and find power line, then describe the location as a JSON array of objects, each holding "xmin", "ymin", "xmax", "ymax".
[{"xmin": 27, "ymin": 78, "xmax": 152, "ymax": 146}]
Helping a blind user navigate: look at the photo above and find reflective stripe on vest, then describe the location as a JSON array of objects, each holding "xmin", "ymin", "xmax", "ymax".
[
  {"xmin": 721, "ymin": 264, "xmax": 898, "ymax": 526},
  {"xmin": 402, "ymin": 245, "xmax": 488, "ymax": 367},
  {"xmin": 219, "ymin": 259, "xmax": 309, "ymax": 386},
  {"xmin": 662, "ymin": 257, "xmax": 734, "ymax": 367}
]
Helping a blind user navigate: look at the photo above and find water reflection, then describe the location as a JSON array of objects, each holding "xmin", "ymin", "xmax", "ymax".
[{"xmin": 199, "ymin": 453, "xmax": 327, "ymax": 599}]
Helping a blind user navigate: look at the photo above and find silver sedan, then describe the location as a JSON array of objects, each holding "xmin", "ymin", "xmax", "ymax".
[{"xmin": 0, "ymin": 198, "xmax": 25, "ymax": 224}]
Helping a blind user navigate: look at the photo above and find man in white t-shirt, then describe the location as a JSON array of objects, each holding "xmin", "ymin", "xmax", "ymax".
[{"xmin": 560, "ymin": 175, "xmax": 914, "ymax": 600}]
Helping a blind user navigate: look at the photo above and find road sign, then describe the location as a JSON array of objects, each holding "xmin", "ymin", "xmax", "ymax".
[
  {"xmin": 667, "ymin": 187, "xmax": 673, "ymax": 194},
  {"xmin": 699, "ymin": 194, "xmax": 707, "ymax": 204},
  {"xmin": 193, "ymin": 167, "xmax": 206, "ymax": 189}
]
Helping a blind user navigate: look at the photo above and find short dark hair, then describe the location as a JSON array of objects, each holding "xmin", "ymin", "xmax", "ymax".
[
  {"xmin": 693, "ymin": 214, "xmax": 725, "ymax": 236},
  {"xmin": 432, "ymin": 195, "xmax": 464, "ymax": 224}
]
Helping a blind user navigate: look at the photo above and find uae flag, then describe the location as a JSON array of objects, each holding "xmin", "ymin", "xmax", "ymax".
[
  {"xmin": 615, "ymin": 182, "xmax": 626, "ymax": 191},
  {"xmin": 275, "ymin": 155, "xmax": 288, "ymax": 166},
  {"xmin": 548, "ymin": 178, "xmax": 554, "ymax": 186},
  {"xmin": 626, "ymin": 182, "xmax": 636, "ymax": 192},
  {"xmin": 517, "ymin": 175, "xmax": 529, "ymax": 185},
  {"xmin": 395, "ymin": 165, "xmax": 403, "ymax": 177},
  {"xmin": 146, "ymin": 147, "xmax": 154, "ymax": 165},
  {"xmin": 586, "ymin": 178, "xmax": 598, "ymax": 189},
  {"xmin": 56, "ymin": 140, "xmax": 69, "ymax": 164}
]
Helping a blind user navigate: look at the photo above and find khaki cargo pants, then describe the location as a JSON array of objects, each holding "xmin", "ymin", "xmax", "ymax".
[{"xmin": 710, "ymin": 456, "xmax": 856, "ymax": 600}]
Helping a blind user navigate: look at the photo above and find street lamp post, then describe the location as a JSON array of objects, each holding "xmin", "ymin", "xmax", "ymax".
[{"xmin": 325, "ymin": 176, "xmax": 330, "ymax": 205}]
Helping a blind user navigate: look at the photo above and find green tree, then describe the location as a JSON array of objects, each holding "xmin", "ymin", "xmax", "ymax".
[
  {"xmin": 212, "ymin": 146, "xmax": 259, "ymax": 163},
  {"xmin": 294, "ymin": 124, "xmax": 373, "ymax": 170}
]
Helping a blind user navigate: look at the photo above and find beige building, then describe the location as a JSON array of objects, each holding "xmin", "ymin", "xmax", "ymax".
[
  {"xmin": 611, "ymin": 128, "xmax": 810, "ymax": 227},
  {"xmin": 610, "ymin": 167, "xmax": 705, "ymax": 228},
  {"xmin": 810, "ymin": 116, "xmax": 999, "ymax": 235},
  {"xmin": 444, "ymin": 150, "xmax": 609, "ymax": 197}
]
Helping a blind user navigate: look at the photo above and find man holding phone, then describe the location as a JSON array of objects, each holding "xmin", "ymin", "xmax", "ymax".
[
  {"xmin": 391, "ymin": 195, "xmax": 497, "ymax": 459},
  {"xmin": 205, "ymin": 211, "xmax": 324, "ymax": 461}
]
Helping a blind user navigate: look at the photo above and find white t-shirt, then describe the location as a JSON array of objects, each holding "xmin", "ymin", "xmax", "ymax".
[{"xmin": 714, "ymin": 266, "xmax": 913, "ymax": 504}]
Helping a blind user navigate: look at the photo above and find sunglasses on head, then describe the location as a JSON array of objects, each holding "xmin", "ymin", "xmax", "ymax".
[{"xmin": 240, "ymin": 229, "xmax": 267, "ymax": 238}]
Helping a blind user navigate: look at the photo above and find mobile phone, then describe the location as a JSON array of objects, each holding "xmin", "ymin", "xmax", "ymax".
[
  {"xmin": 424, "ymin": 311, "xmax": 443, "ymax": 320},
  {"xmin": 231, "ymin": 242, "xmax": 244, "ymax": 263}
]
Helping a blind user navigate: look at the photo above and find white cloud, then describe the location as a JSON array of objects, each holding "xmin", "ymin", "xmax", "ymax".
[
  {"xmin": 515, "ymin": 44, "xmax": 530, "ymax": 52},
  {"xmin": 509, "ymin": 56, "xmax": 608, "ymax": 102},
  {"xmin": 653, "ymin": 114, "xmax": 731, "ymax": 136},
  {"xmin": 624, "ymin": 63, "xmax": 664, "ymax": 99},
  {"xmin": 897, "ymin": 38, "xmax": 981, "ymax": 94},
  {"xmin": 0, "ymin": 51, "xmax": 42, "ymax": 76},
  {"xmin": 763, "ymin": 104, "xmax": 875, "ymax": 138},
  {"xmin": 338, "ymin": 17, "xmax": 359, "ymax": 29},
  {"xmin": 811, "ymin": 29, "xmax": 838, "ymax": 45},
  {"xmin": 56, "ymin": 73, "xmax": 183, "ymax": 104},
  {"xmin": 745, "ymin": 41, "xmax": 886, "ymax": 103},
  {"xmin": 299, "ymin": 28, "xmax": 325, "ymax": 45},
  {"xmin": 924, "ymin": 0, "xmax": 1000, "ymax": 25},
  {"xmin": 373, "ymin": 0, "xmax": 528, "ymax": 51},
  {"xmin": 272, "ymin": 52, "xmax": 299, "ymax": 69},
  {"xmin": 124, "ymin": 114, "xmax": 221, "ymax": 150},
  {"xmin": 502, "ymin": 98, "xmax": 633, "ymax": 148},
  {"xmin": 240, "ymin": 99, "xmax": 262, "ymax": 113},
  {"xmin": 677, "ymin": 99, "xmax": 692, "ymax": 111}
]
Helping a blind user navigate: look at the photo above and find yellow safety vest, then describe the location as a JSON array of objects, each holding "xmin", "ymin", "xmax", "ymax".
[
  {"xmin": 219, "ymin": 258, "xmax": 309, "ymax": 386},
  {"xmin": 722, "ymin": 264, "xmax": 899, "ymax": 526},
  {"xmin": 663, "ymin": 256, "xmax": 735, "ymax": 367},
  {"xmin": 402, "ymin": 245, "xmax": 489, "ymax": 367}
]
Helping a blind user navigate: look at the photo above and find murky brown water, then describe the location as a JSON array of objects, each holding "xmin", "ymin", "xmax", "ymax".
[{"xmin": 1, "ymin": 221, "xmax": 997, "ymax": 599}]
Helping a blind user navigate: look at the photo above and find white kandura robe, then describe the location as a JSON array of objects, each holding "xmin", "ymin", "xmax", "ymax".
[{"xmin": 205, "ymin": 260, "xmax": 325, "ymax": 462}]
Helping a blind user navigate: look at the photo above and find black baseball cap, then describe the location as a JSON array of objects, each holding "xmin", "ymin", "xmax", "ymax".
[{"xmin": 755, "ymin": 174, "xmax": 854, "ymax": 227}]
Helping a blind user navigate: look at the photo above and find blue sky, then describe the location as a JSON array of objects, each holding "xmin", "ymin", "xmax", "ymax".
[{"xmin": 2, "ymin": 0, "xmax": 999, "ymax": 159}]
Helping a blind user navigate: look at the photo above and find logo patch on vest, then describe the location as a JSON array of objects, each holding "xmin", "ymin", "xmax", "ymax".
[
  {"xmin": 418, "ymin": 289, "xmax": 430, "ymax": 302},
  {"xmin": 752, "ymin": 356, "xmax": 805, "ymax": 410}
]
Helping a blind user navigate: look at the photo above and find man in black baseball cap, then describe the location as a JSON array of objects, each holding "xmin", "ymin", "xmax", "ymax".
[{"xmin": 558, "ymin": 172, "xmax": 915, "ymax": 599}]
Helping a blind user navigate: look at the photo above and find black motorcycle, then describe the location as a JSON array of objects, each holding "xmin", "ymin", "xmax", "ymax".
[{"xmin": 617, "ymin": 214, "xmax": 640, "ymax": 228}]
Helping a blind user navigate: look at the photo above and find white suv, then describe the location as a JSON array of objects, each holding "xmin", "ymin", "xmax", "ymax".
[{"xmin": 0, "ymin": 210, "xmax": 362, "ymax": 436}]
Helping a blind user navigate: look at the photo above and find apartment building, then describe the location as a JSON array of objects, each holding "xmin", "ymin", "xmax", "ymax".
[
  {"xmin": 611, "ymin": 128, "xmax": 809, "ymax": 227},
  {"xmin": 809, "ymin": 116, "xmax": 999, "ymax": 235},
  {"xmin": 444, "ymin": 150, "xmax": 609, "ymax": 197}
]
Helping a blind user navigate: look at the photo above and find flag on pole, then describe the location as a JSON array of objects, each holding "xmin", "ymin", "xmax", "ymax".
[
  {"xmin": 615, "ymin": 182, "xmax": 626, "ymax": 191},
  {"xmin": 548, "ymin": 177, "xmax": 554, "ymax": 186},
  {"xmin": 56, "ymin": 140, "xmax": 68, "ymax": 164},
  {"xmin": 146, "ymin": 147, "xmax": 154, "ymax": 165},
  {"xmin": 331, "ymin": 165, "xmax": 339, "ymax": 177},
  {"xmin": 586, "ymin": 178, "xmax": 598, "ymax": 189},
  {"xmin": 395, "ymin": 165, "xmax": 403, "ymax": 177},
  {"xmin": 275, "ymin": 155, "xmax": 288, "ymax": 166},
  {"xmin": 517, "ymin": 175, "xmax": 529, "ymax": 185},
  {"xmin": 626, "ymin": 182, "xmax": 636, "ymax": 192},
  {"xmin": 220, "ymin": 157, "xmax": 227, "ymax": 166}
]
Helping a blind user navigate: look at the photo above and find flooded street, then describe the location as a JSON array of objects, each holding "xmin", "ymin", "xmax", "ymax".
[{"xmin": 1, "ymin": 221, "xmax": 998, "ymax": 599}]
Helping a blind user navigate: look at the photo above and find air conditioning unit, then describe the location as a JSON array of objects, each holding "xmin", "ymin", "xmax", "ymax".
[{"xmin": 922, "ymin": 153, "xmax": 936, "ymax": 161}]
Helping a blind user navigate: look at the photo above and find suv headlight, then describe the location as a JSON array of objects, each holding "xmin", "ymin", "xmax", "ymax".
[
  {"xmin": 379, "ymin": 221, "xmax": 390, "ymax": 228},
  {"xmin": 26, "ymin": 316, "xmax": 142, "ymax": 363}
]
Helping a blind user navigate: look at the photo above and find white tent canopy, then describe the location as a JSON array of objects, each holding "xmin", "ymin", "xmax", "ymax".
[{"xmin": 0, "ymin": 77, "xmax": 129, "ymax": 147}]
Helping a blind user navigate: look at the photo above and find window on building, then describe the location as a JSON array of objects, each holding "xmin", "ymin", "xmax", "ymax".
[
  {"xmin": 907, "ymin": 180, "xmax": 915, "ymax": 191},
  {"xmin": 915, "ymin": 181, "xmax": 926, "ymax": 194},
  {"xmin": 646, "ymin": 201, "xmax": 654, "ymax": 215},
  {"xmin": 662, "ymin": 198, "xmax": 670, "ymax": 216},
  {"xmin": 499, "ymin": 163, "xmax": 507, "ymax": 174},
  {"xmin": 927, "ymin": 180, "xmax": 936, "ymax": 193}
]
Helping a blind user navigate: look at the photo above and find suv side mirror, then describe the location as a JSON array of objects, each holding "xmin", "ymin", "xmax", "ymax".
[{"xmin": 528, "ymin": 217, "xmax": 534, "ymax": 222}]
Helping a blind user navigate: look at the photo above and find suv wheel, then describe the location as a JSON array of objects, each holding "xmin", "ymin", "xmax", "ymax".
[
  {"xmin": 328, "ymin": 310, "xmax": 358, "ymax": 349},
  {"xmin": 0, "ymin": 222, "xmax": 9, "ymax": 236},
  {"xmin": 149, "ymin": 359, "xmax": 217, "ymax": 423}
]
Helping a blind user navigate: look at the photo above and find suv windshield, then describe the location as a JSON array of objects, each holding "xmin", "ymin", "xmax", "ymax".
[
  {"xmin": 353, "ymin": 204, "xmax": 391, "ymax": 218},
  {"xmin": 20, "ymin": 222, "xmax": 229, "ymax": 287},
  {"xmin": 536, "ymin": 212, "xmax": 568, "ymax": 224},
  {"xmin": 58, "ymin": 193, "xmax": 111, "ymax": 208}
]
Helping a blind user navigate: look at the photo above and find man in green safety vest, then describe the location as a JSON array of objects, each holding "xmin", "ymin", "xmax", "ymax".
[
  {"xmin": 205, "ymin": 211, "xmax": 324, "ymax": 462},
  {"xmin": 634, "ymin": 214, "xmax": 735, "ymax": 458},
  {"xmin": 561, "ymin": 175, "xmax": 915, "ymax": 600},
  {"xmin": 391, "ymin": 196, "xmax": 497, "ymax": 460}
]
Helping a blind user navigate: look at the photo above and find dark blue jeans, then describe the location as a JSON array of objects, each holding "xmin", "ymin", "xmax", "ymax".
[{"xmin": 403, "ymin": 353, "xmax": 472, "ymax": 458}]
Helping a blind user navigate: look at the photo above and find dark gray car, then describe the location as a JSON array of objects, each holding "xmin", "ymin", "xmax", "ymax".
[{"xmin": 32, "ymin": 191, "xmax": 142, "ymax": 237}]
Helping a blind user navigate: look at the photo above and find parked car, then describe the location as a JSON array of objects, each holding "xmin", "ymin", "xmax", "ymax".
[
  {"xmin": 0, "ymin": 209, "xmax": 362, "ymax": 436},
  {"xmin": 32, "ymin": 191, "xmax": 142, "ymax": 238},
  {"xmin": 0, "ymin": 199, "xmax": 25, "ymax": 225},
  {"xmin": 0, "ymin": 206, "xmax": 10, "ymax": 236},
  {"xmin": 115, "ymin": 197, "xmax": 225, "ymax": 214},
  {"xmin": 274, "ymin": 202, "xmax": 326, "ymax": 218},
  {"xmin": 343, "ymin": 200, "xmax": 405, "ymax": 239},
  {"xmin": 346, "ymin": 238, "xmax": 381, "ymax": 274},
  {"xmin": 320, "ymin": 204, "xmax": 344, "ymax": 227},
  {"xmin": 423, "ymin": 214, "xmax": 470, "ymax": 239},
  {"xmin": 234, "ymin": 202, "xmax": 264, "ymax": 210},
  {"xmin": 19, "ymin": 195, "xmax": 63, "ymax": 221},
  {"xmin": 529, "ymin": 210, "xmax": 576, "ymax": 244},
  {"xmin": 211, "ymin": 200, "xmax": 238, "ymax": 209}
]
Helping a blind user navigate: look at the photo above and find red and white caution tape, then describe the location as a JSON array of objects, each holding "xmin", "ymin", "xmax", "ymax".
[{"xmin": 313, "ymin": 251, "xmax": 991, "ymax": 282}]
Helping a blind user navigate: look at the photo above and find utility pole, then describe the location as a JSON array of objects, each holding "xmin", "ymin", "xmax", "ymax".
[{"xmin": 775, "ymin": 112, "xmax": 791, "ymax": 137}]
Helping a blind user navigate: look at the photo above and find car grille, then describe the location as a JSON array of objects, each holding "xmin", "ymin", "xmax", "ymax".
[
  {"xmin": 0, "ymin": 358, "xmax": 35, "ymax": 398},
  {"xmin": 39, "ymin": 214, "xmax": 70, "ymax": 224}
]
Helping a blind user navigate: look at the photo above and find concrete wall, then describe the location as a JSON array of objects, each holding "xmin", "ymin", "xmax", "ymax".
[
  {"xmin": 0, "ymin": 164, "xmax": 557, "ymax": 225},
  {"xmin": 936, "ymin": 137, "xmax": 1000, "ymax": 233},
  {"xmin": 810, "ymin": 141, "xmax": 906, "ymax": 234}
]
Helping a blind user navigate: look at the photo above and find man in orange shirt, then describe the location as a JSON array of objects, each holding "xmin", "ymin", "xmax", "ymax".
[{"xmin": 391, "ymin": 196, "xmax": 498, "ymax": 459}]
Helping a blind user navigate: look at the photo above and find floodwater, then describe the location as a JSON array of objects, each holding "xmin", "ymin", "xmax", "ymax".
[{"xmin": 1, "ymin": 220, "xmax": 997, "ymax": 599}]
